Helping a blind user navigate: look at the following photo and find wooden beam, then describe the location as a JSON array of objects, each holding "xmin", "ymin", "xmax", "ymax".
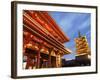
[
  {"xmin": 42, "ymin": 12, "xmax": 69, "ymax": 42},
  {"xmin": 23, "ymin": 12, "xmax": 67, "ymax": 50},
  {"xmin": 23, "ymin": 24, "xmax": 70, "ymax": 54}
]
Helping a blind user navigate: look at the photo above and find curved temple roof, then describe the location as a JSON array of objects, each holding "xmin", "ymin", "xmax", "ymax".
[{"xmin": 23, "ymin": 10, "xmax": 71, "ymax": 54}]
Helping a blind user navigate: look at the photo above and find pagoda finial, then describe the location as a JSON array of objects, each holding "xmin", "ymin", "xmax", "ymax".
[{"xmin": 78, "ymin": 31, "xmax": 81, "ymax": 37}]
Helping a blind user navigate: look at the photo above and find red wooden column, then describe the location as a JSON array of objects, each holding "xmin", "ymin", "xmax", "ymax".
[
  {"xmin": 37, "ymin": 50, "xmax": 40, "ymax": 68},
  {"xmin": 48, "ymin": 52, "xmax": 51, "ymax": 68},
  {"xmin": 36, "ymin": 43, "xmax": 42, "ymax": 68},
  {"xmin": 55, "ymin": 50, "xmax": 62, "ymax": 68},
  {"xmin": 55, "ymin": 51, "xmax": 58, "ymax": 68},
  {"xmin": 48, "ymin": 48, "xmax": 53, "ymax": 68}
]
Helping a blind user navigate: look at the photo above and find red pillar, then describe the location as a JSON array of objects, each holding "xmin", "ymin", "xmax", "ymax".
[
  {"xmin": 48, "ymin": 52, "xmax": 51, "ymax": 68},
  {"xmin": 37, "ymin": 51, "xmax": 40, "ymax": 68},
  {"xmin": 48, "ymin": 48, "xmax": 53, "ymax": 68},
  {"xmin": 36, "ymin": 44, "xmax": 42, "ymax": 68}
]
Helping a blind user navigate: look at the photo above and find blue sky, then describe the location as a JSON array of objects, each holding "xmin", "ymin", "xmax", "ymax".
[{"xmin": 49, "ymin": 11, "xmax": 91, "ymax": 60}]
